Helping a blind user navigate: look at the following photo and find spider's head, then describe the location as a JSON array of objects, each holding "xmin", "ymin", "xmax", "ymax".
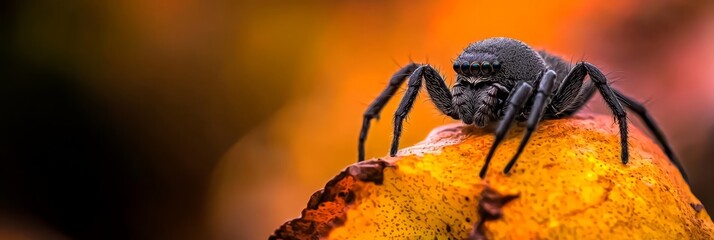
[{"xmin": 453, "ymin": 37, "xmax": 546, "ymax": 87}]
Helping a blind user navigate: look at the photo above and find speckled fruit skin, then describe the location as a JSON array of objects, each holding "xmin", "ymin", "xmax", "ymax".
[{"xmin": 273, "ymin": 114, "xmax": 713, "ymax": 240}]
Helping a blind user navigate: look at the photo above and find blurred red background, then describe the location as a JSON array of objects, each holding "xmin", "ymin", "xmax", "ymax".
[{"xmin": 1, "ymin": 1, "xmax": 713, "ymax": 239}]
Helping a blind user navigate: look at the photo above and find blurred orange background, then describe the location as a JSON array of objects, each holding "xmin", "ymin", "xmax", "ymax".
[{"xmin": 1, "ymin": 1, "xmax": 713, "ymax": 239}]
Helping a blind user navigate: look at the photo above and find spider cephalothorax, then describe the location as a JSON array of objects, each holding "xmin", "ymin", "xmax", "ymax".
[
  {"xmin": 449, "ymin": 39, "xmax": 547, "ymax": 128},
  {"xmin": 357, "ymin": 37, "xmax": 689, "ymax": 182}
]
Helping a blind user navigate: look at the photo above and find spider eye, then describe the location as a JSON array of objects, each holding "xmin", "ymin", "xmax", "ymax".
[
  {"xmin": 481, "ymin": 61, "xmax": 493, "ymax": 75},
  {"xmin": 470, "ymin": 62, "xmax": 480, "ymax": 75},
  {"xmin": 460, "ymin": 62, "xmax": 470, "ymax": 74},
  {"xmin": 452, "ymin": 62, "xmax": 461, "ymax": 73},
  {"xmin": 492, "ymin": 61, "xmax": 501, "ymax": 73}
]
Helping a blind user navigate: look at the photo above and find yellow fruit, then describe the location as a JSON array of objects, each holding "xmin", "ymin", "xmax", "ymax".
[{"xmin": 271, "ymin": 115, "xmax": 713, "ymax": 239}]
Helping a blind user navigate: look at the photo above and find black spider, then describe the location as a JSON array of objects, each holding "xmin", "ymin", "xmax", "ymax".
[{"xmin": 357, "ymin": 37, "xmax": 688, "ymax": 182}]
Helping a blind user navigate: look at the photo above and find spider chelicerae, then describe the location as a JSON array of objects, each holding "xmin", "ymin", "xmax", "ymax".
[{"xmin": 357, "ymin": 37, "xmax": 688, "ymax": 182}]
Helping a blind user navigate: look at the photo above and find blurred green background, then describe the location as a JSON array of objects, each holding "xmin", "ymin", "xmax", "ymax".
[{"xmin": 1, "ymin": 0, "xmax": 713, "ymax": 239}]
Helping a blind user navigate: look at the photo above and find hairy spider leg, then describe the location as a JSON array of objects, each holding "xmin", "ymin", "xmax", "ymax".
[
  {"xmin": 359, "ymin": 63, "xmax": 419, "ymax": 162},
  {"xmin": 552, "ymin": 83, "xmax": 596, "ymax": 117},
  {"xmin": 503, "ymin": 70, "xmax": 558, "ymax": 174},
  {"xmin": 549, "ymin": 64, "xmax": 596, "ymax": 118},
  {"xmin": 571, "ymin": 62, "xmax": 630, "ymax": 164},
  {"xmin": 613, "ymin": 89, "xmax": 689, "ymax": 183},
  {"xmin": 391, "ymin": 65, "xmax": 457, "ymax": 157},
  {"xmin": 479, "ymin": 82, "xmax": 534, "ymax": 178}
]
